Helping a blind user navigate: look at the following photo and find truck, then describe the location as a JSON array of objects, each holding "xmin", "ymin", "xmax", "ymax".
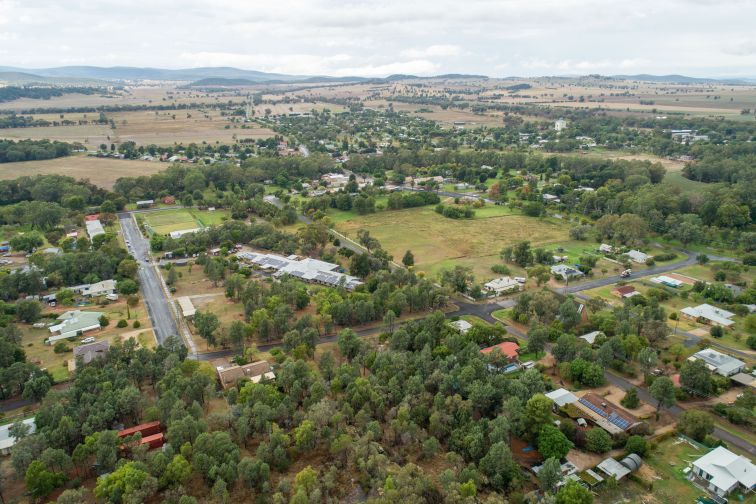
[{"xmin": 620, "ymin": 269, "xmax": 632, "ymax": 278}]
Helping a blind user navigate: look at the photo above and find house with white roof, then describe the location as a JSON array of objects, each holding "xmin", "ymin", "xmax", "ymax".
[
  {"xmin": 483, "ymin": 277, "xmax": 520, "ymax": 296},
  {"xmin": 690, "ymin": 446, "xmax": 756, "ymax": 499},
  {"xmin": 85, "ymin": 219, "xmax": 105, "ymax": 240},
  {"xmin": 0, "ymin": 418, "xmax": 36, "ymax": 455},
  {"xmin": 551, "ymin": 264, "xmax": 584, "ymax": 280},
  {"xmin": 579, "ymin": 331, "xmax": 603, "ymax": 346},
  {"xmin": 47, "ymin": 310, "xmax": 103, "ymax": 343},
  {"xmin": 624, "ymin": 250, "xmax": 649, "ymax": 264},
  {"xmin": 169, "ymin": 228, "xmax": 202, "ymax": 239},
  {"xmin": 682, "ymin": 304, "xmax": 736, "ymax": 327},
  {"xmin": 449, "ymin": 320, "xmax": 473, "ymax": 334},
  {"xmin": 689, "ymin": 348, "xmax": 745, "ymax": 377},
  {"xmin": 237, "ymin": 251, "xmax": 363, "ymax": 290},
  {"xmin": 545, "ymin": 388, "xmax": 578, "ymax": 408}
]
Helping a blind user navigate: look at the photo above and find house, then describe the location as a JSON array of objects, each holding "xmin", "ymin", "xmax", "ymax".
[
  {"xmin": 689, "ymin": 447, "xmax": 756, "ymax": 499},
  {"xmin": 0, "ymin": 418, "xmax": 36, "ymax": 455},
  {"xmin": 47, "ymin": 310, "xmax": 103, "ymax": 343},
  {"xmin": 483, "ymin": 277, "xmax": 520, "ymax": 296},
  {"xmin": 118, "ymin": 421, "xmax": 164, "ymax": 450},
  {"xmin": 215, "ymin": 360, "xmax": 275, "ymax": 389},
  {"xmin": 177, "ymin": 297, "xmax": 196, "ymax": 319},
  {"xmin": 449, "ymin": 320, "xmax": 473, "ymax": 334},
  {"xmin": 554, "ymin": 119, "xmax": 567, "ymax": 132},
  {"xmin": 575, "ymin": 393, "xmax": 639, "ymax": 435},
  {"xmin": 77, "ymin": 279, "xmax": 117, "ymax": 298},
  {"xmin": 689, "ymin": 349, "xmax": 745, "ymax": 377},
  {"xmin": 612, "ymin": 285, "xmax": 638, "ymax": 298},
  {"xmin": 597, "ymin": 454, "xmax": 642, "ymax": 481},
  {"xmin": 480, "ymin": 341, "xmax": 520, "ymax": 361},
  {"xmin": 545, "ymin": 388, "xmax": 579, "ymax": 408},
  {"xmin": 551, "ymin": 264, "xmax": 584, "ymax": 280},
  {"xmin": 237, "ymin": 251, "xmax": 363, "ymax": 290},
  {"xmin": 681, "ymin": 304, "xmax": 736, "ymax": 327},
  {"xmin": 85, "ymin": 219, "xmax": 105, "ymax": 240},
  {"xmin": 624, "ymin": 250, "xmax": 649, "ymax": 264},
  {"xmin": 579, "ymin": 331, "xmax": 603, "ymax": 346},
  {"xmin": 542, "ymin": 193, "xmax": 561, "ymax": 203},
  {"xmin": 599, "ymin": 244, "xmax": 615, "ymax": 254},
  {"xmin": 69, "ymin": 340, "xmax": 110, "ymax": 371}
]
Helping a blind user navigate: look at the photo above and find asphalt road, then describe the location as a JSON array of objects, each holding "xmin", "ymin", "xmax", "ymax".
[{"xmin": 119, "ymin": 213, "xmax": 179, "ymax": 345}]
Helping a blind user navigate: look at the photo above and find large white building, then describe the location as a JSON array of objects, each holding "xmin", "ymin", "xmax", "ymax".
[
  {"xmin": 484, "ymin": 277, "xmax": 520, "ymax": 296},
  {"xmin": 237, "ymin": 251, "xmax": 363, "ymax": 290},
  {"xmin": 681, "ymin": 304, "xmax": 736, "ymax": 327},
  {"xmin": 689, "ymin": 348, "xmax": 745, "ymax": 377},
  {"xmin": 690, "ymin": 447, "xmax": 756, "ymax": 499}
]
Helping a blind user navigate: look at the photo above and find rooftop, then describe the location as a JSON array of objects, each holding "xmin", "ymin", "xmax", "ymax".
[
  {"xmin": 545, "ymin": 388, "xmax": 578, "ymax": 407},
  {"xmin": 682, "ymin": 304, "xmax": 736, "ymax": 327},
  {"xmin": 692, "ymin": 446, "xmax": 756, "ymax": 493},
  {"xmin": 690, "ymin": 348, "xmax": 745, "ymax": 376},
  {"xmin": 481, "ymin": 341, "xmax": 520, "ymax": 360}
]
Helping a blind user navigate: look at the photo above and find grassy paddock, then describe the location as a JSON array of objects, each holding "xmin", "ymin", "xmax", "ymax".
[
  {"xmin": 335, "ymin": 206, "xmax": 569, "ymax": 281},
  {"xmin": 144, "ymin": 209, "xmax": 200, "ymax": 234}
]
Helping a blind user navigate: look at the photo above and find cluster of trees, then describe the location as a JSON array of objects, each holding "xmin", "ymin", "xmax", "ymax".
[
  {"xmin": 0, "ymin": 323, "xmax": 53, "ymax": 401},
  {"xmin": 435, "ymin": 203, "xmax": 475, "ymax": 219},
  {"xmin": 0, "ymin": 139, "xmax": 73, "ymax": 163},
  {"xmin": 7, "ymin": 313, "xmax": 599, "ymax": 503},
  {"xmin": 0, "ymin": 86, "xmax": 104, "ymax": 103}
]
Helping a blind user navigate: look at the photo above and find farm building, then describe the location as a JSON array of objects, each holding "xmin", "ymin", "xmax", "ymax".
[
  {"xmin": 136, "ymin": 199, "xmax": 155, "ymax": 208},
  {"xmin": 624, "ymin": 250, "xmax": 649, "ymax": 264},
  {"xmin": 73, "ymin": 279, "xmax": 117, "ymax": 298},
  {"xmin": 551, "ymin": 264, "xmax": 583, "ymax": 280},
  {"xmin": 480, "ymin": 341, "xmax": 520, "ymax": 361},
  {"xmin": 449, "ymin": 320, "xmax": 473, "ymax": 334},
  {"xmin": 689, "ymin": 447, "xmax": 756, "ymax": 499},
  {"xmin": 574, "ymin": 393, "xmax": 639, "ymax": 435},
  {"xmin": 47, "ymin": 310, "xmax": 103, "ymax": 343},
  {"xmin": 612, "ymin": 285, "xmax": 638, "ymax": 298},
  {"xmin": 681, "ymin": 304, "xmax": 736, "ymax": 327},
  {"xmin": 596, "ymin": 454, "xmax": 642, "ymax": 481},
  {"xmin": 689, "ymin": 349, "xmax": 745, "ymax": 377},
  {"xmin": 483, "ymin": 277, "xmax": 520, "ymax": 295},
  {"xmin": 214, "ymin": 360, "xmax": 275, "ymax": 389},
  {"xmin": 545, "ymin": 388, "xmax": 578, "ymax": 408}
]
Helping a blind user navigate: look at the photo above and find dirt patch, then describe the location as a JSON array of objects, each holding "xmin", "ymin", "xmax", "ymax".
[{"xmin": 566, "ymin": 448, "xmax": 604, "ymax": 471}]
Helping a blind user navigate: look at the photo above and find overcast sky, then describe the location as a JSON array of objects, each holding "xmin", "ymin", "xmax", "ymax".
[{"xmin": 1, "ymin": 0, "xmax": 755, "ymax": 78}]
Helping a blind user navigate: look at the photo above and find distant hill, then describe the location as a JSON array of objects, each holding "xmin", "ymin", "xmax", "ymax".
[
  {"xmin": 0, "ymin": 70, "xmax": 106, "ymax": 85},
  {"xmin": 0, "ymin": 66, "xmax": 305, "ymax": 83},
  {"xmin": 383, "ymin": 73, "xmax": 488, "ymax": 81},
  {"xmin": 610, "ymin": 74, "xmax": 751, "ymax": 85}
]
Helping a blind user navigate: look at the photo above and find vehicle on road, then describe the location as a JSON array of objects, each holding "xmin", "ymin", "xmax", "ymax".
[{"xmin": 81, "ymin": 337, "xmax": 95, "ymax": 344}]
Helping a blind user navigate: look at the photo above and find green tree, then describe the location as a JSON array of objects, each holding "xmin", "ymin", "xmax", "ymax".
[
  {"xmin": 526, "ymin": 324, "xmax": 548, "ymax": 357},
  {"xmin": 16, "ymin": 300, "xmax": 42, "ymax": 323},
  {"xmin": 556, "ymin": 480, "xmax": 593, "ymax": 504},
  {"xmin": 10, "ymin": 231, "xmax": 44, "ymax": 253},
  {"xmin": 539, "ymin": 457, "xmax": 563, "ymax": 494},
  {"xmin": 620, "ymin": 388, "xmax": 640, "ymax": 409},
  {"xmin": 525, "ymin": 394, "xmax": 553, "ymax": 438},
  {"xmin": 160, "ymin": 454, "xmax": 192, "ymax": 489},
  {"xmin": 479, "ymin": 441, "xmax": 518, "ymax": 491},
  {"xmin": 649, "ymin": 376, "xmax": 676, "ymax": 417},
  {"xmin": 585, "ymin": 428, "xmax": 612, "ymax": 453},
  {"xmin": 538, "ymin": 425, "xmax": 574, "ymax": 460},
  {"xmin": 25, "ymin": 460, "xmax": 65, "ymax": 500},
  {"xmin": 402, "ymin": 250, "xmax": 415, "ymax": 267},
  {"xmin": 680, "ymin": 359, "xmax": 713, "ymax": 396},
  {"xmin": 677, "ymin": 410, "xmax": 714, "ymax": 442},
  {"xmin": 194, "ymin": 311, "xmax": 220, "ymax": 347},
  {"xmin": 625, "ymin": 435, "xmax": 648, "ymax": 456}
]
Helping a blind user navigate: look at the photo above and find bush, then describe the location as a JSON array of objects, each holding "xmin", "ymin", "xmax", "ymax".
[
  {"xmin": 747, "ymin": 334, "xmax": 756, "ymax": 350},
  {"xmin": 116, "ymin": 319, "xmax": 128, "ymax": 328},
  {"xmin": 710, "ymin": 325, "xmax": 724, "ymax": 338},
  {"xmin": 621, "ymin": 388, "xmax": 640, "ymax": 409},
  {"xmin": 491, "ymin": 264, "xmax": 510, "ymax": 275},
  {"xmin": 585, "ymin": 428, "xmax": 612, "ymax": 453},
  {"xmin": 99, "ymin": 315, "xmax": 110, "ymax": 327},
  {"xmin": 625, "ymin": 435, "xmax": 648, "ymax": 456},
  {"xmin": 653, "ymin": 252, "xmax": 677, "ymax": 262},
  {"xmin": 53, "ymin": 341, "xmax": 70, "ymax": 354},
  {"xmin": 133, "ymin": 320, "xmax": 141, "ymax": 328}
]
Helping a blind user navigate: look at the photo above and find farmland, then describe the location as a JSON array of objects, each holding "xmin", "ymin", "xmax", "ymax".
[
  {"xmin": 0, "ymin": 155, "xmax": 167, "ymax": 188},
  {"xmin": 334, "ymin": 206, "xmax": 569, "ymax": 280}
]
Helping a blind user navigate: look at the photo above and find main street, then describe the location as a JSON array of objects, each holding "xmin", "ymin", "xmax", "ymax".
[{"xmin": 118, "ymin": 213, "xmax": 179, "ymax": 345}]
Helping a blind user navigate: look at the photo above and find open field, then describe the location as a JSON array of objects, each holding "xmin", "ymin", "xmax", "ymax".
[
  {"xmin": 144, "ymin": 208, "xmax": 200, "ymax": 234},
  {"xmin": 0, "ymin": 155, "xmax": 168, "ymax": 188},
  {"xmin": 334, "ymin": 206, "xmax": 569, "ymax": 281}
]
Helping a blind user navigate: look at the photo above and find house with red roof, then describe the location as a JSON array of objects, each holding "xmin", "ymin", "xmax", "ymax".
[{"xmin": 480, "ymin": 341, "xmax": 520, "ymax": 361}]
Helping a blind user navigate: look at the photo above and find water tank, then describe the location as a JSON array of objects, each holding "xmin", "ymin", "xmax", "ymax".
[{"xmin": 620, "ymin": 453, "xmax": 642, "ymax": 472}]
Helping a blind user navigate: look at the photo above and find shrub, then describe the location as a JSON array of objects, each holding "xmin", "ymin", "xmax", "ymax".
[
  {"xmin": 53, "ymin": 341, "xmax": 70, "ymax": 354},
  {"xmin": 99, "ymin": 315, "xmax": 110, "ymax": 327},
  {"xmin": 710, "ymin": 325, "xmax": 724, "ymax": 338},
  {"xmin": 133, "ymin": 320, "xmax": 141, "ymax": 328},
  {"xmin": 116, "ymin": 319, "xmax": 128, "ymax": 328},
  {"xmin": 585, "ymin": 428, "xmax": 612, "ymax": 453},
  {"xmin": 625, "ymin": 435, "xmax": 648, "ymax": 456}
]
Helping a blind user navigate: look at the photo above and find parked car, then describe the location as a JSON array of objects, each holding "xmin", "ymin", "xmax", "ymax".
[{"xmin": 80, "ymin": 337, "xmax": 95, "ymax": 344}]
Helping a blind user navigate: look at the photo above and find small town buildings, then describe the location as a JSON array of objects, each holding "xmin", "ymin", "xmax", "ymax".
[
  {"xmin": 449, "ymin": 320, "xmax": 473, "ymax": 334},
  {"xmin": 545, "ymin": 388, "xmax": 578, "ymax": 408},
  {"xmin": 579, "ymin": 331, "xmax": 603, "ymax": 346},
  {"xmin": 689, "ymin": 446, "xmax": 756, "ymax": 499},
  {"xmin": 689, "ymin": 349, "xmax": 745, "ymax": 377},
  {"xmin": 612, "ymin": 285, "xmax": 638, "ymax": 298},
  {"xmin": 551, "ymin": 264, "xmax": 584, "ymax": 280},
  {"xmin": 624, "ymin": 250, "xmax": 649, "ymax": 264},
  {"xmin": 237, "ymin": 251, "xmax": 363, "ymax": 290},
  {"xmin": 597, "ymin": 454, "xmax": 642, "ymax": 481},
  {"xmin": 0, "ymin": 418, "xmax": 36, "ymax": 455},
  {"xmin": 575, "ymin": 393, "xmax": 639, "ymax": 435},
  {"xmin": 681, "ymin": 304, "xmax": 736, "ymax": 327},
  {"xmin": 480, "ymin": 341, "xmax": 520, "ymax": 361},
  {"xmin": 214, "ymin": 360, "xmax": 275, "ymax": 389},
  {"xmin": 483, "ymin": 277, "xmax": 520, "ymax": 296},
  {"xmin": 47, "ymin": 310, "xmax": 103, "ymax": 343},
  {"xmin": 69, "ymin": 340, "xmax": 110, "ymax": 371}
]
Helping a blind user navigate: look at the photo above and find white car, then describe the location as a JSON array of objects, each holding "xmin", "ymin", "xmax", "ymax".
[{"xmin": 80, "ymin": 337, "xmax": 96, "ymax": 344}]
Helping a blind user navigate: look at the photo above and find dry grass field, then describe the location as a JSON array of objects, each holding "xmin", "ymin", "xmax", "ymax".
[
  {"xmin": 335, "ymin": 206, "xmax": 569, "ymax": 281},
  {"xmin": 0, "ymin": 155, "xmax": 167, "ymax": 188}
]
